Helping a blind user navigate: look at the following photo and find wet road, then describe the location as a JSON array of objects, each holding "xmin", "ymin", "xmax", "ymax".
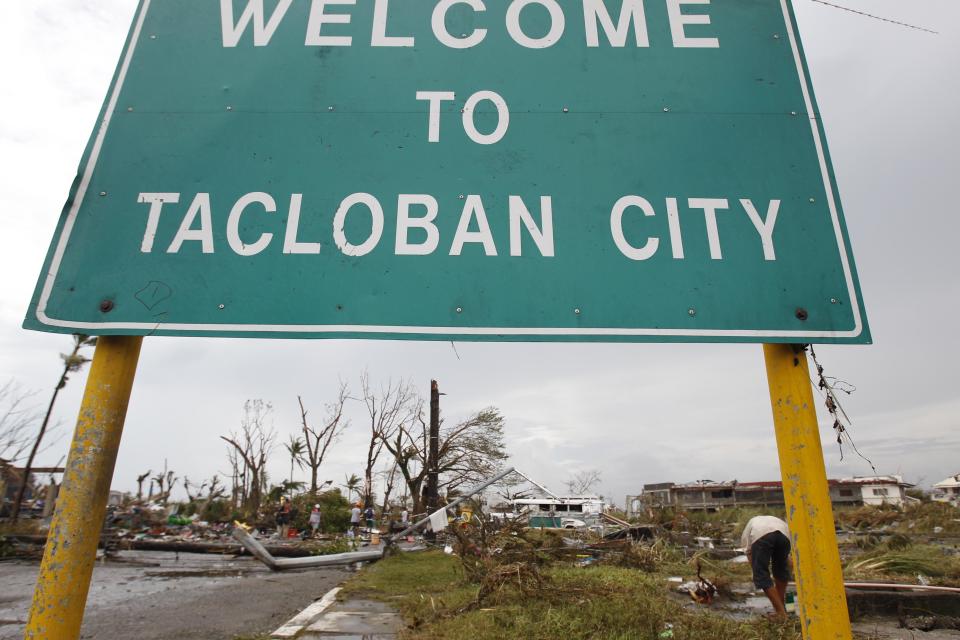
[{"xmin": 0, "ymin": 551, "xmax": 349, "ymax": 639}]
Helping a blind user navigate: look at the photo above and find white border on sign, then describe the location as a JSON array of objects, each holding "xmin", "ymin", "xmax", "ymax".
[{"xmin": 34, "ymin": 0, "xmax": 864, "ymax": 339}]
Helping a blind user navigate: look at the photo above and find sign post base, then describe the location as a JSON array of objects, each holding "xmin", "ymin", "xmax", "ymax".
[{"xmin": 25, "ymin": 336, "xmax": 142, "ymax": 640}]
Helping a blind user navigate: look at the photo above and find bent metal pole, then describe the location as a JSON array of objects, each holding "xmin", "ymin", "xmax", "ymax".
[
  {"xmin": 25, "ymin": 336, "xmax": 143, "ymax": 640},
  {"xmin": 764, "ymin": 344, "xmax": 852, "ymax": 640}
]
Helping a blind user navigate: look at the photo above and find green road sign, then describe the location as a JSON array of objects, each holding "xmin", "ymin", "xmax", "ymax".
[{"xmin": 25, "ymin": 0, "xmax": 869, "ymax": 343}]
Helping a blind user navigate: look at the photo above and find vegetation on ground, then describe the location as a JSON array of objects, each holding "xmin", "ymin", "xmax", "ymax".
[
  {"xmin": 344, "ymin": 550, "xmax": 802, "ymax": 640},
  {"xmin": 844, "ymin": 540, "xmax": 960, "ymax": 586},
  {"xmin": 639, "ymin": 506, "xmax": 786, "ymax": 541},
  {"xmin": 836, "ymin": 501, "xmax": 960, "ymax": 535}
]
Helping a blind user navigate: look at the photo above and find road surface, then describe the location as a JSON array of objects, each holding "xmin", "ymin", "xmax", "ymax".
[{"xmin": 0, "ymin": 551, "xmax": 350, "ymax": 639}]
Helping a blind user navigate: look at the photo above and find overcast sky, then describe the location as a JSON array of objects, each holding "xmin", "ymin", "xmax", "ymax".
[{"xmin": 1, "ymin": 1, "xmax": 957, "ymax": 508}]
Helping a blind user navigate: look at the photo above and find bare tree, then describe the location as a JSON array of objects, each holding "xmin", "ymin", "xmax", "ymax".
[
  {"xmin": 565, "ymin": 469, "xmax": 602, "ymax": 496},
  {"xmin": 379, "ymin": 462, "xmax": 400, "ymax": 516},
  {"xmin": 297, "ymin": 384, "xmax": 349, "ymax": 494},
  {"xmin": 383, "ymin": 407, "xmax": 508, "ymax": 514},
  {"xmin": 183, "ymin": 476, "xmax": 201, "ymax": 503},
  {"xmin": 12, "ymin": 335, "xmax": 95, "ymax": 521},
  {"xmin": 151, "ymin": 461, "xmax": 177, "ymax": 505},
  {"xmin": 152, "ymin": 471, "xmax": 166, "ymax": 500},
  {"xmin": 135, "ymin": 470, "xmax": 151, "ymax": 501},
  {"xmin": 225, "ymin": 445, "xmax": 242, "ymax": 508},
  {"xmin": 0, "ymin": 381, "xmax": 38, "ymax": 464},
  {"xmin": 196, "ymin": 475, "xmax": 226, "ymax": 518},
  {"xmin": 220, "ymin": 399, "xmax": 276, "ymax": 517},
  {"xmin": 494, "ymin": 474, "xmax": 534, "ymax": 503},
  {"xmin": 360, "ymin": 373, "xmax": 416, "ymax": 508}
]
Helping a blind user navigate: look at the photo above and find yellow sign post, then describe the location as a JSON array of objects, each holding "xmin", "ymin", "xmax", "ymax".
[
  {"xmin": 764, "ymin": 343, "xmax": 852, "ymax": 640},
  {"xmin": 25, "ymin": 336, "xmax": 142, "ymax": 640}
]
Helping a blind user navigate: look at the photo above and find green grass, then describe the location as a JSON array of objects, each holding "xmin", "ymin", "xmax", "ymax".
[{"xmin": 342, "ymin": 551, "xmax": 802, "ymax": 640}]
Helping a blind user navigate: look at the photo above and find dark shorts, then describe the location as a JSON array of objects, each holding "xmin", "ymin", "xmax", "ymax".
[{"xmin": 750, "ymin": 531, "xmax": 791, "ymax": 590}]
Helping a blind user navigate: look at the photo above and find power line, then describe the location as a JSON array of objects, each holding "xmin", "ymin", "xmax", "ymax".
[{"xmin": 809, "ymin": 0, "xmax": 938, "ymax": 35}]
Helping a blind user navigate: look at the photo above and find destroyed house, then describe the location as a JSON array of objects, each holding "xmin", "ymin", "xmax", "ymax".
[
  {"xmin": 0, "ymin": 459, "xmax": 29, "ymax": 505},
  {"xmin": 932, "ymin": 474, "xmax": 960, "ymax": 507},
  {"xmin": 0, "ymin": 459, "xmax": 66, "ymax": 516},
  {"xmin": 630, "ymin": 476, "xmax": 914, "ymax": 515},
  {"xmin": 512, "ymin": 496, "xmax": 605, "ymax": 528}
]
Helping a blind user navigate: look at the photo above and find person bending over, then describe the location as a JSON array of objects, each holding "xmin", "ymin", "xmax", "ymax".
[{"xmin": 741, "ymin": 515, "xmax": 792, "ymax": 617}]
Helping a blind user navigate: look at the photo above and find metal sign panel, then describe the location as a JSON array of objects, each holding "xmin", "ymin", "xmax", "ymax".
[{"xmin": 25, "ymin": 0, "xmax": 869, "ymax": 343}]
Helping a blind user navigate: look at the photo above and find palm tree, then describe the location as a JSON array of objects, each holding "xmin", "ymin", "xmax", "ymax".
[
  {"xmin": 283, "ymin": 435, "xmax": 306, "ymax": 489},
  {"xmin": 343, "ymin": 473, "xmax": 362, "ymax": 503}
]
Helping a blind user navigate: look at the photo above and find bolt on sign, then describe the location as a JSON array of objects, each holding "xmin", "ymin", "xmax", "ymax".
[{"xmin": 25, "ymin": 0, "xmax": 869, "ymax": 343}]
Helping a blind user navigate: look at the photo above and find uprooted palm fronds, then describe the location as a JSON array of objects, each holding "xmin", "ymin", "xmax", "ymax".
[
  {"xmin": 846, "ymin": 544, "xmax": 960, "ymax": 579},
  {"xmin": 835, "ymin": 504, "xmax": 903, "ymax": 531}
]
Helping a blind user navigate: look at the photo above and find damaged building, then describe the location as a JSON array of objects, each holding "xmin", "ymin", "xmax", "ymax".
[
  {"xmin": 0, "ymin": 458, "xmax": 64, "ymax": 517},
  {"xmin": 626, "ymin": 476, "xmax": 915, "ymax": 517},
  {"xmin": 932, "ymin": 473, "xmax": 960, "ymax": 507}
]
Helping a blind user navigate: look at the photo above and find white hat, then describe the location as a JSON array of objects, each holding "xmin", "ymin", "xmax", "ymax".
[{"xmin": 314, "ymin": 504, "xmax": 320, "ymax": 508}]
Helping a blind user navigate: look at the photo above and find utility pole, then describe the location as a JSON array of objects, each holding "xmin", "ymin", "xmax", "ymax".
[{"xmin": 427, "ymin": 380, "xmax": 440, "ymax": 511}]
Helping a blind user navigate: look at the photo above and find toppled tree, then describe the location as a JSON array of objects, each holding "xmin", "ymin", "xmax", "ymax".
[
  {"xmin": 11, "ymin": 334, "xmax": 95, "ymax": 522},
  {"xmin": 360, "ymin": 373, "xmax": 416, "ymax": 508},
  {"xmin": 221, "ymin": 399, "xmax": 276, "ymax": 518},
  {"xmin": 297, "ymin": 384, "xmax": 349, "ymax": 494},
  {"xmin": 450, "ymin": 516, "xmax": 560, "ymax": 608},
  {"xmin": 382, "ymin": 407, "xmax": 509, "ymax": 515}
]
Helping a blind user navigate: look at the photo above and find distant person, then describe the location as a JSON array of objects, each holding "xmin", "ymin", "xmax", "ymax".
[
  {"xmin": 275, "ymin": 497, "xmax": 292, "ymax": 540},
  {"xmin": 401, "ymin": 508, "xmax": 409, "ymax": 526},
  {"xmin": 741, "ymin": 515, "xmax": 792, "ymax": 618},
  {"xmin": 364, "ymin": 505, "xmax": 376, "ymax": 531},
  {"xmin": 350, "ymin": 503, "xmax": 362, "ymax": 535},
  {"xmin": 309, "ymin": 504, "xmax": 322, "ymax": 536}
]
